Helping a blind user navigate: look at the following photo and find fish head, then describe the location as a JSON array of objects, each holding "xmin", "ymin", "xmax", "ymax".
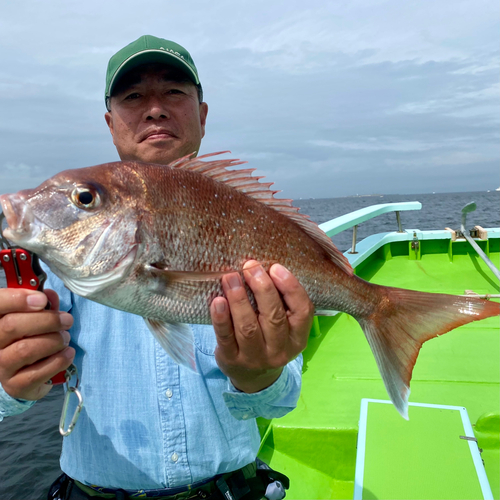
[{"xmin": 0, "ymin": 163, "xmax": 141, "ymax": 293}]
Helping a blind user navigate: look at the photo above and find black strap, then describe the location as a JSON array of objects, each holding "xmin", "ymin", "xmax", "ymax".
[
  {"xmin": 203, "ymin": 461, "xmax": 290, "ymax": 500},
  {"xmin": 209, "ymin": 475, "xmax": 262, "ymax": 500},
  {"xmin": 115, "ymin": 489, "xmax": 130, "ymax": 500},
  {"xmin": 47, "ymin": 473, "xmax": 74, "ymax": 500},
  {"xmin": 257, "ymin": 468, "xmax": 290, "ymax": 490},
  {"xmin": 48, "ymin": 460, "xmax": 289, "ymax": 500},
  {"xmin": 227, "ymin": 470, "xmax": 251, "ymax": 499}
]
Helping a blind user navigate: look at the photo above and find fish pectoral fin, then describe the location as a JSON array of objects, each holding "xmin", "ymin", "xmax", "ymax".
[
  {"xmin": 145, "ymin": 265, "xmax": 233, "ymax": 300},
  {"xmin": 144, "ymin": 318, "xmax": 197, "ymax": 371},
  {"xmin": 145, "ymin": 264, "xmax": 231, "ymax": 282}
]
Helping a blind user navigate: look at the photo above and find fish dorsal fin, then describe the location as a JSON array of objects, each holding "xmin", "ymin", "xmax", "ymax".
[
  {"xmin": 170, "ymin": 152, "xmax": 353, "ymax": 276},
  {"xmin": 283, "ymin": 212, "xmax": 353, "ymax": 275}
]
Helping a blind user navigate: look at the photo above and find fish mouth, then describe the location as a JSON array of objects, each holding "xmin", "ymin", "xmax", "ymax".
[{"xmin": 0, "ymin": 193, "xmax": 35, "ymax": 243}]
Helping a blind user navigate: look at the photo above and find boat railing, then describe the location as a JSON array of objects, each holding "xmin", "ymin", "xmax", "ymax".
[
  {"xmin": 318, "ymin": 201, "xmax": 422, "ymax": 254},
  {"xmin": 318, "ymin": 201, "xmax": 499, "ymax": 272},
  {"xmin": 311, "ymin": 202, "xmax": 499, "ymax": 336}
]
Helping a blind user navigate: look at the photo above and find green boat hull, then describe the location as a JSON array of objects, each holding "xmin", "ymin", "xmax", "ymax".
[{"xmin": 257, "ymin": 236, "xmax": 500, "ymax": 499}]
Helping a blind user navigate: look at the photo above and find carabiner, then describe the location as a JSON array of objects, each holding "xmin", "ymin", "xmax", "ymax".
[{"xmin": 59, "ymin": 367, "xmax": 84, "ymax": 437}]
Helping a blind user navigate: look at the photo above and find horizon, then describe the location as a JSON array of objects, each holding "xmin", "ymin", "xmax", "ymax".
[{"xmin": 307, "ymin": 188, "xmax": 500, "ymax": 200}]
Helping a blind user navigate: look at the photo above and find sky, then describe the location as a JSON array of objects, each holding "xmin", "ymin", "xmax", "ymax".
[{"xmin": 0, "ymin": 0, "xmax": 498, "ymax": 199}]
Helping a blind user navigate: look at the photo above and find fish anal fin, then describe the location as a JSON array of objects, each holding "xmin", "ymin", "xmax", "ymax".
[
  {"xmin": 144, "ymin": 318, "xmax": 196, "ymax": 371},
  {"xmin": 358, "ymin": 286, "xmax": 500, "ymax": 419}
]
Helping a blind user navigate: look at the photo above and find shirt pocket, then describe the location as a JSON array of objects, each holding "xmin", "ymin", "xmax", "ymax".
[{"xmin": 191, "ymin": 324, "xmax": 217, "ymax": 356}]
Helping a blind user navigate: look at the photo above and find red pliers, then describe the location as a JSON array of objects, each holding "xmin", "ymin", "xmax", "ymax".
[{"xmin": 0, "ymin": 215, "xmax": 82, "ymax": 435}]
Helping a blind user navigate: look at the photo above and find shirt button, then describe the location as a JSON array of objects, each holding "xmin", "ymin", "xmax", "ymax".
[
  {"xmin": 171, "ymin": 452, "xmax": 179, "ymax": 463},
  {"xmin": 242, "ymin": 414, "xmax": 250, "ymax": 420},
  {"xmin": 165, "ymin": 389, "xmax": 173, "ymax": 398}
]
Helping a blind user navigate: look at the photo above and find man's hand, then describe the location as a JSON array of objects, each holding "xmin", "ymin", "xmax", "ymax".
[
  {"xmin": 211, "ymin": 260, "xmax": 314, "ymax": 393},
  {"xmin": 0, "ymin": 288, "xmax": 75, "ymax": 401}
]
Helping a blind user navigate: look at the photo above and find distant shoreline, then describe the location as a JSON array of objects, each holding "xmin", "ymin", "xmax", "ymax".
[{"xmin": 297, "ymin": 190, "xmax": 500, "ymax": 202}]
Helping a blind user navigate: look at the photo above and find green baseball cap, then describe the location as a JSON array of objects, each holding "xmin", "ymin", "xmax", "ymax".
[{"xmin": 105, "ymin": 35, "xmax": 201, "ymax": 107}]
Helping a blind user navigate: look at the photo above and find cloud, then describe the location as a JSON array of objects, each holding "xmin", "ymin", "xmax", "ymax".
[
  {"xmin": 392, "ymin": 82, "xmax": 500, "ymax": 118},
  {"xmin": 232, "ymin": 0, "xmax": 499, "ymax": 68},
  {"xmin": 385, "ymin": 151, "xmax": 497, "ymax": 167},
  {"xmin": 3, "ymin": 162, "xmax": 41, "ymax": 174},
  {"xmin": 308, "ymin": 138, "xmax": 440, "ymax": 153},
  {"xmin": 0, "ymin": 0, "xmax": 498, "ymax": 199}
]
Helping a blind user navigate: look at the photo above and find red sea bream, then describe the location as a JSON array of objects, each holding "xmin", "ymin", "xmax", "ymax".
[{"xmin": 1, "ymin": 152, "xmax": 498, "ymax": 418}]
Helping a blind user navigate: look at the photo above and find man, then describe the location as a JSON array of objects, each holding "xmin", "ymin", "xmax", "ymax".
[{"xmin": 0, "ymin": 35, "xmax": 314, "ymax": 499}]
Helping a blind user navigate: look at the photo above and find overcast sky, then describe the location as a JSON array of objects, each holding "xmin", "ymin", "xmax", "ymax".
[{"xmin": 0, "ymin": 0, "xmax": 498, "ymax": 199}]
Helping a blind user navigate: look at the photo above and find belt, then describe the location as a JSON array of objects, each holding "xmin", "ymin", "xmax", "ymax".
[{"xmin": 73, "ymin": 461, "xmax": 258, "ymax": 499}]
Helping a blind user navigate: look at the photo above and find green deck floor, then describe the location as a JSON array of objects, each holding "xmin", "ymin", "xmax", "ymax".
[{"xmin": 258, "ymin": 239, "xmax": 500, "ymax": 500}]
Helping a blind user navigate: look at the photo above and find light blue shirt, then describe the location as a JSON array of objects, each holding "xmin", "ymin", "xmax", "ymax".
[{"xmin": 0, "ymin": 266, "xmax": 302, "ymax": 489}]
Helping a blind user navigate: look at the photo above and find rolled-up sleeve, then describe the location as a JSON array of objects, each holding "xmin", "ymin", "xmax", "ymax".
[
  {"xmin": 222, "ymin": 355, "xmax": 302, "ymax": 420},
  {"xmin": 0, "ymin": 383, "xmax": 36, "ymax": 422}
]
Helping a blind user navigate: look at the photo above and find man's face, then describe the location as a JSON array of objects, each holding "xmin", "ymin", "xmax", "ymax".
[{"xmin": 105, "ymin": 64, "xmax": 208, "ymax": 165}]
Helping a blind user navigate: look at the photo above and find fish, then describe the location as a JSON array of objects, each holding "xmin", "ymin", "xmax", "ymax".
[{"xmin": 1, "ymin": 152, "xmax": 498, "ymax": 418}]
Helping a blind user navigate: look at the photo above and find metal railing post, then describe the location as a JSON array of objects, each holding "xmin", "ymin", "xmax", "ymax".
[
  {"xmin": 395, "ymin": 211, "xmax": 403, "ymax": 233},
  {"xmin": 349, "ymin": 225, "xmax": 358, "ymax": 254}
]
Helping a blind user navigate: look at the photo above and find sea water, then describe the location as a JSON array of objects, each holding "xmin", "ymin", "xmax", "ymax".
[{"xmin": 0, "ymin": 190, "xmax": 499, "ymax": 498}]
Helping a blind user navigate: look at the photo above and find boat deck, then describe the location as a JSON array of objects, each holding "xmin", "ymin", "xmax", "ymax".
[{"xmin": 258, "ymin": 237, "xmax": 500, "ymax": 499}]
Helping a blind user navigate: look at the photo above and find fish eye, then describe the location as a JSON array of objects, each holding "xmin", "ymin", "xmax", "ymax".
[{"xmin": 71, "ymin": 186, "xmax": 100, "ymax": 209}]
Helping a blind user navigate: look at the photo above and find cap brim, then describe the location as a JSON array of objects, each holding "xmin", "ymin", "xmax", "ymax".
[{"xmin": 107, "ymin": 49, "xmax": 200, "ymax": 97}]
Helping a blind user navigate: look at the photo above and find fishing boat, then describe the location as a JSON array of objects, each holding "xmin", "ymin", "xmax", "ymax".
[{"xmin": 257, "ymin": 201, "xmax": 499, "ymax": 500}]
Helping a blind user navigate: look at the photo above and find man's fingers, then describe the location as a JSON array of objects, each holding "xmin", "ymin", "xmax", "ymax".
[
  {"xmin": 0, "ymin": 289, "xmax": 49, "ymax": 315},
  {"xmin": 242, "ymin": 261, "xmax": 288, "ymax": 351},
  {"xmin": 0, "ymin": 310, "xmax": 73, "ymax": 348},
  {"xmin": 2, "ymin": 346, "xmax": 76, "ymax": 400},
  {"xmin": 213, "ymin": 263, "xmax": 311, "ymax": 393},
  {"xmin": 269, "ymin": 263, "xmax": 314, "ymax": 349},
  {"xmin": 220, "ymin": 271, "xmax": 264, "ymax": 357},
  {"xmin": 0, "ymin": 331, "xmax": 72, "ymax": 377},
  {"xmin": 0, "ymin": 287, "xmax": 73, "ymax": 400},
  {"xmin": 211, "ymin": 297, "xmax": 238, "ymax": 359},
  {"xmin": 44, "ymin": 289, "xmax": 60, "ymax": 311},
  {"xmin": 0, "ymin": 289, "xmax": 60, "ymax": 315}
]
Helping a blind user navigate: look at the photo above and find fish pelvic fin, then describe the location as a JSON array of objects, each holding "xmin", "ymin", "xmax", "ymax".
[
  {"xmin": 358, "ymin": 288, "xmax": 500, "ymax": 419},
  {"xmin": 144, "ymin": 318, "xmax": 196, "ymax": 371}
]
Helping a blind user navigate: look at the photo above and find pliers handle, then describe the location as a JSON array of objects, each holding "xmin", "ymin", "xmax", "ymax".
[
  {"xmin": 1, "ymin": 214, "xmax": 82, "ymax": 435},
  {"xmin": 0, "ymin": 223, "xmax": 72, "ymax": 386}
]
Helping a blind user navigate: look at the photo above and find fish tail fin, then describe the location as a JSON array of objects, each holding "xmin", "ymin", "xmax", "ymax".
[{"xmin": 358, "ymin": 287, "xmax": 499, "ymax": 419}]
